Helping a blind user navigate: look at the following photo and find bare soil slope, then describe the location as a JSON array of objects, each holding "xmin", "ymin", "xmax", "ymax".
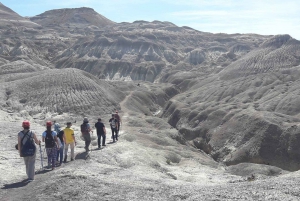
[
  {"xmin": 1, "ymin": 85, "xmax": 296, "ymax": 201},
  {"xmin": 0, "ymin": 68, "xmax": 124, "ymax": 116},
  {"xmin": 1, "ymin": 4, "xmax": 300, "ymax": 199}
]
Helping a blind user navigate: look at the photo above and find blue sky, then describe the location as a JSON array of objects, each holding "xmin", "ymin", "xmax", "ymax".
[{"xmin": 2, "ymin": 0, "xmax": 300, "ymax": 40}]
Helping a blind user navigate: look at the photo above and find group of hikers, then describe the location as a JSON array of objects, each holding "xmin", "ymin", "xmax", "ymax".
[{"xmin": 17, "ymin": 111, "xmax": 122, "ymax": 182}]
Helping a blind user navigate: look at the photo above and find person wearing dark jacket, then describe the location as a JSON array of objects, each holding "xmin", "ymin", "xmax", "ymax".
[
  {"xmin": 109, "ymin": 114, "xmax": 118, "ymax": 142},
  {"xmin": 115, "ymin": 111, "xmax": 121, "ymax": 133},
  {"xmin": 56, "ymin": 126, "xmax": 65, "ymax": 165},
  {"xmin": 95, "ymin": 118, "xmax": 106, "ymax": 149},
  {"xmin": 81, "ymin": 117, "xmax": 92, "ymax": 152}
]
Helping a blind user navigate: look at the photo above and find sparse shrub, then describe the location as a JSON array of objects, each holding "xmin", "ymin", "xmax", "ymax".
[
  {"xmin": 166, "ymin": 152, "xmax": 181, "ymax": 163},
  {"xmin": 247, "ymin": 174, "xmax": 256, "ymax": 181},
  {"xmin": 166, "ymin": 159, "xmax": 171, "ymax": 165},
  {"xmin": 124, "ymin": 135, "xmax": 136, "ymax": 142}
]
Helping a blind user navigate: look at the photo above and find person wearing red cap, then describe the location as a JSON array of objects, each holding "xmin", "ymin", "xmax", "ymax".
[
  {"xmin": 18, "ymin": 120, "xmax": 41, "ymax": 182},
  {"xmin": 42, "ymin": 121, "xmax": 60, "ymax": 170}
]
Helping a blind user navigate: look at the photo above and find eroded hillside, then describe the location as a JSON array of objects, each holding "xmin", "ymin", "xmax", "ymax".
[
  {"xmin": 0, "ymin": 68, "xmax": 124, "ymax": 116},
  {"xmin": 1, "ymin": 2, "xmax": 300, "ymax": 173}
]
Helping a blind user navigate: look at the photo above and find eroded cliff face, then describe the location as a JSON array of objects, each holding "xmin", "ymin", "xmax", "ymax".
[
  {"xmin": 2, "ymin": 3, "xmax": 300, "ymax": 171},
  {"xmin": 51, "ymin": 22, "xmax": 269, "ymax": 82}
]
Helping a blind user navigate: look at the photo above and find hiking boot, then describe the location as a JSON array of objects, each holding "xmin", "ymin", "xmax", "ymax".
[
  {"xmin": 71, "ymin": 158, "xmax": 74, "ymax": 161},
  {"xmin": 102, "ymin": 144, "xmax": 106, "ymax": 146},
  {"xmin": 64, "ymin": 156, "xmax": 67, "ymax": 163}
]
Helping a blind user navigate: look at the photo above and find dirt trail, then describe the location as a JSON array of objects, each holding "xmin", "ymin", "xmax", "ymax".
[
  {"xmin": 0, "ymin": 89, "xmax": 142, "ymax": 201},
  {"xmin": 118, "ymin": 90, "xmax": 134, "ymax": 136}
]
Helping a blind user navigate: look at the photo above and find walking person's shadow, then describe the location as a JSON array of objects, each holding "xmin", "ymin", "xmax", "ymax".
[{"xmin": 1, "ymin": 179, "xmax": 30, "ymax": 189}]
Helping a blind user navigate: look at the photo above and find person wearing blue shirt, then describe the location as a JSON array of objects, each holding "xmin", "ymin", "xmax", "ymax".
[{"xmin": 42, "ymin": 121, "xmax": 60, "ymax": 170}]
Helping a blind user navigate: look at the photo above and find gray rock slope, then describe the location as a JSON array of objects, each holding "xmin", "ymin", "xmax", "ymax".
[
  {"xmin": 52, "ymin": 22, "xmax": 270, "ymax": 82},
  {"xmin": 0, "ymin": 68, "xmax": 124, "ymax": 116},
  {"xmin": 0, "ymin": 89, "xmax": 296, "ymax": 201},
  {"xmin": 0, "ymin": 2, "xmax": 39, "ymax": 28},
  {"xmin": 160, "ymin": 35, "xmax": 300, "ymax": 171},
  {"xmin": 1, "ymin": 1, "xmax": 300, "ymax": 190}
]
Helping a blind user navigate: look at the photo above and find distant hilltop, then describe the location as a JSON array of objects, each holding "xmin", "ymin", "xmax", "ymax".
[{"xmin": 30, "ymin": 7, "xmax": 115, "ymax": 28}]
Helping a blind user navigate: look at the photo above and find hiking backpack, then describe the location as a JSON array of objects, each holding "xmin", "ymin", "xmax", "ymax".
[
  {"xmin": 110, "ymin": 119, "xmax": 116, "ymax": 128},
  {"xmin": 115, "ymin": 114, "xmax": 120, "ymax": 121},
  {"xmin": 21, "ymin": 131, "xmax": 36, "ymax": 157},
  {"xmin": 81, "ymin": 123, "xmax": 89, "ymax": 135},
  {"xmin": 45, "ymin": 131, "xmax": 55, "ymax": 148}
]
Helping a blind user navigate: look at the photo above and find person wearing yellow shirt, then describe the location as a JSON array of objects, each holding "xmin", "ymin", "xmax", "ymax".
[{"xmin": 63, "ymin": 122, "xmax": 76, "ymax": 162}]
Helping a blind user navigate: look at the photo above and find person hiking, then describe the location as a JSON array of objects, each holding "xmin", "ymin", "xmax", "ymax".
[
  {"xmin": 109, "ymin": 114, "xmax": 119, "ymax": 142},
  {"xmin": 56, "ymin": 125, "xmax": 65, "ymax": 166},
  {"xmin": 95, "ymin": 118, "xmax": 106, "ymax": 149},
  {"xmin": 63, "ymin": 122, "xmax": 76, "ymax": 162},
  {"xmin": 42, "ymin": 121, "xmax": 60, "ymax": 170},
  {"xmin": 81, "ymin": 117, "xmax": 92, "ymax": 152},
  {"xmin": 115, "ymin": 111, "xmax": 122, "ymax": 134},
  {"xmin": 18, "ymin": 120, "xmax": 41, "ymax": 182},
  {"xmin": 53, "ymin": 121, "xmax": 60, "ymax": 133}
]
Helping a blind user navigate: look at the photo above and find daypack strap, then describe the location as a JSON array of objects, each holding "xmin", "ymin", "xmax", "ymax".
[
  {"xmin": 21, "ymin": 130, "xmax": 30, "ymax": 144},
  {"xmin": 46, "ymin": 130, "xmax": 53, "ymax": 136},
  {"xmin": 45, "ymin": 130, "xmax": 55, "ymax": 140}
]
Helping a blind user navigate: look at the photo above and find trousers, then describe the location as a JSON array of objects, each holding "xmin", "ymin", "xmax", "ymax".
[
  {"xmin": 57, "ymin": 144, "xmax": 64, "ymax": 164},
  {"xmin": 111, "ymin": 128, "xmax": 118, "ymax": 141},
  {"xmin": 46, "ymin": 146, "xmax": 57, "ymax": 168},
  {"xmin": 64, "ymin": 142, "xmax": 75, "ymax": 160},
  {"xmin": 83, "ymin": 134, "xmax": 91, "ymax": 151},
  {"xmin": 97, "ymin": 133, "xmax": 106, "ymax": 147},
  {"xmin": 23, "ymin": 151, "xmax": 36, "ymax": 180}
]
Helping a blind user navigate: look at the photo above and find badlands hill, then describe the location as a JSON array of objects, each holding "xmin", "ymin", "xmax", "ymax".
[
  {"xmin": 0, "ymin": 2, "xmax": 39, "ymax": 28},
  {"xmin": 0, "ymin": 68, "xmax": 123, "ymax": 116},
  {"xmin": 53, "ymin": 21, "xmax": 270, "ymax": 81},
  {"xmin": 2, "ymin": 2, "xmax": 300, "ymax": 200},
  {"xmin": 30, "ymin": 7, "xmax": 114, "ymax": 29}
]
